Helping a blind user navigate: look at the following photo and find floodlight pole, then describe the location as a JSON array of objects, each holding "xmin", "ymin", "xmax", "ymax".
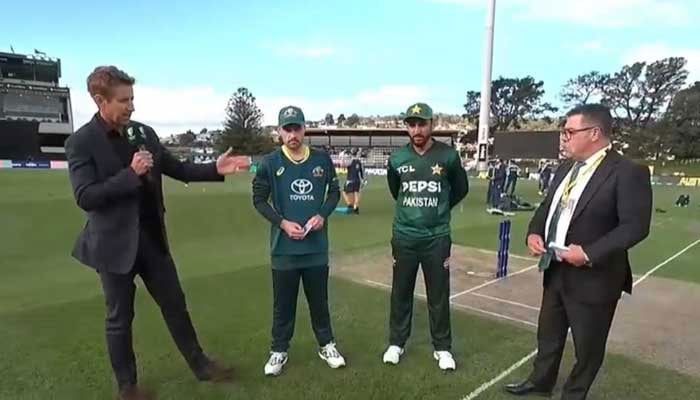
[{"xmin": 476, "ymin": 0, "xmax": 496, "ymax": 172}]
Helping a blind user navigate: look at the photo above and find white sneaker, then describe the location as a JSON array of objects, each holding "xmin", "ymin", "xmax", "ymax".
[
  {"xmin": 382, "ymin": 345, "xmax": 404, "ymax": 365},
  {"xmin": 264, "ymin": 351, "xmax": 288, "ymax": 376},
  {"xmin": 318, "ymin": 342, "xmax": 346, "ymax": 369},
  {"xmin": 433, "ymin": 350, "xmax": 456, "ymax": 371}
]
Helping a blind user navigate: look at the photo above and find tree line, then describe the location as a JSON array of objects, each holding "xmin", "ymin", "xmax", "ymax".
[
  {"xmin": 462, "ymin": 57, "xmax": 697, "ymax": 159},
  {"xmin": 208, "ymin": 56, "xmax": 698, "ymax": 159}
]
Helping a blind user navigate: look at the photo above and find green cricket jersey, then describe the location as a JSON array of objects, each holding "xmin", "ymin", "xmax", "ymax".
[
  {"xmin": 252, "ymin": 146, "xmax": 340, "ymax": 269},
  {"xmin": 387, "ymin": 140, "xmax": 469, "ymax": 241}
]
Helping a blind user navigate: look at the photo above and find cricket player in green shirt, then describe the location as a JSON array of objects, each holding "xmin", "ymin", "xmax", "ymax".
[
  {"xmin": 252, "ymin": 106, "xmax": 346, "ymax": 377},
  {"xmin": 382, "ymin": 102, "xmax": 469, "ymax": 371}
]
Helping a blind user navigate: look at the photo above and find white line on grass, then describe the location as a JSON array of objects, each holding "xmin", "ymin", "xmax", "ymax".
[
  {"xmin": 364, "ymin": 280, "xmax": 536, "ymax": 328},
  {"xmin": 451, "ymin": 303, "xmax": 537, "ymax": 327},
  {"xmin": 450, "ymin": 264, "xmax": 537, "ymax": 301},
  {"xmin": 458, "ymin": 238, "xmax": 700, "ymax": 400},
  {"xmin": 365, "ymin": 280, "xmax": 394, "ymax": 290},
  {"xmin": 633, "ymin": 238, "xmax": 700, "ymax": 287},
  {"xmin": 460, "ymin": 349, "xmax": 539, "ymax": 400},
  {"xmin": 474, "ymin": 248, "xmax": 538, "ymax": 262},
  {"xmin": 468, "ymin": 292, "xmax": 540, "ymax": 311}
]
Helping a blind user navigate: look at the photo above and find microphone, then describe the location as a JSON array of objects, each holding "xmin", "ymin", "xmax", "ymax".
[{"xmin": 126, "ymin": 125, "xmax": 153, "ymax": 182}]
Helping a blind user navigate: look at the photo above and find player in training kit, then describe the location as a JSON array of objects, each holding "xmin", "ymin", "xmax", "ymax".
[
  {"xmin": 342, "ymin": 152, "xmax": 365, "ymax": 214},
  {"xmin": 382, "ymin": 102, "xmax": 469, "ymax": 371}
]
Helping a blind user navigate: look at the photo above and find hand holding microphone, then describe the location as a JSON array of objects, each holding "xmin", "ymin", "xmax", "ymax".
[
  {"xmin": 130, "ymin": 150, "xmax": 153, "ymax": 176},
  {"xmin": 126, "ymin": 125, "xmax": 153, "ymax": 179}
]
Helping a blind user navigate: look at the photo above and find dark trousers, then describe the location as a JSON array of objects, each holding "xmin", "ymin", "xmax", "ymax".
[
  {"xmin": 271, "ymin": 265, "xmax": 334, "ymax": 352},
  {"xmin": 529, "ymin": 274, "xmax": 618, "ymax": 400},
  {"xmin": 490, "ymin": 182, "xmax": 504, "ymax": 208},
  {"xmin": 486, "ymin": 180, "xmax": 493, "ymax": 204},
  {"xmin": 505, "ymin": 177, "xmax": 517, "ymax": 195},
  {"xmin": 540, "ymin": 175, "xmax": 551, "ymax": 193},
  {"xmin": 389, "ymin": 235, "xmax": 451, "ymax": 351},
  {"xmin": 99, "ymin": 228, "xmax": 208, "ymax": 390}
]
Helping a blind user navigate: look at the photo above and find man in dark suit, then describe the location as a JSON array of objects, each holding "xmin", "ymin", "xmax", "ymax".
[
  {"xmin": 65, "ymin": 66, "xmax": 247, "ymax": 400},
  {"xmin": 504, "ymin": 104, "xmax": 652, "ymax": 400}
]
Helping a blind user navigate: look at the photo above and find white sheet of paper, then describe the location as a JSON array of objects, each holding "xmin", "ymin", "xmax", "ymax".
[
  {"xmin": 302, "ymin": 222, "xmax": 313, "ymax": 238},
  {"xmin": 549, "ymin": 243, "xmax": 569, "ymax": 253},
  {"xmin": 548, "ymin": 243, "xmax": 568, "ymax": 261}
]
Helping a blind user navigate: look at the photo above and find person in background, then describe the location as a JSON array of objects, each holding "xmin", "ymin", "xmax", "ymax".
[
  {"xmin": 504, "ymin": 160, "xmax": 521, "ymax": 196},
  {"xmin": 342, "ymin": 150, "xmax": 366, "ymax": 214}
]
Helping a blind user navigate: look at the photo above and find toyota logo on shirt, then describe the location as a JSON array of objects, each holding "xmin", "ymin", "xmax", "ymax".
[{"xmin": 290, "ymin": 179, "xmax": 315, "ymax": 200}]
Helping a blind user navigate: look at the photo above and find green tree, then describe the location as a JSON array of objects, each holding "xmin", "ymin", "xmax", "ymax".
[
  {"xmin": 463, "ymin": 76, "xmax": 557, "ymax": 131},
  {"xmin": 337, "ymin": 113, "xmax": 346, "ymax": 127},
  {"xmin": 346, "ymin": 113, "xmax": 360, "ymax": 127},
  {"xmin": 602, "ymin": 57, "xmax": 688, "ymax": 156},
  {"xmin": 177, "ymin": 130, "xmax": 196, "ymax": 146},
  {"xmin": 217, "ymin": 87, "xmax": 274, "ymax": 154},
  {"xmin": 559, "ymin": 71, "xmax": 608, "ymax": 107},
  {"xmin": 662, "ymin": 81, "xmax": 700, "ymax": 159},
  {"xmin": 603, "ymin": 58, "xmax": 687, "ymax": 129}
]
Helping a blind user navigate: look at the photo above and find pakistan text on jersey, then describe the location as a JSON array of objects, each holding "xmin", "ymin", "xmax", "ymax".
[{"xmin": 402, "ymin": 197, "xmax": 439, "ymax": 207}]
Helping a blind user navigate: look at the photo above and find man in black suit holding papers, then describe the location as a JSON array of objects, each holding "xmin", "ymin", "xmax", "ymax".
[{"xmin": 504, "ymin": 104, "xmax": 652, "ymax": 400}]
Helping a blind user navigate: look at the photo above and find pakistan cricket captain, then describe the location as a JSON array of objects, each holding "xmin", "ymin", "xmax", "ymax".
[
  {"xmin": 252, "ymin": 106, "xmax": 346, "ymax": 377},
  {"xmin": 382, "ymin": 102, "xmax": 469, "ymax": 371}
]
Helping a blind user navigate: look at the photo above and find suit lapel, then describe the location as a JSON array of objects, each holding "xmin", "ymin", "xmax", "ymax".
[
  {"xmin": 570, "ymin": 151, "xmax": 620, "ymax": 222},
  {"xmin": 549, "ymin": 161, "xmax": 573, "ymax": 196},
  {"xmin": 536, "ymin": 161, "xmax": 573, "ymax": 221}
]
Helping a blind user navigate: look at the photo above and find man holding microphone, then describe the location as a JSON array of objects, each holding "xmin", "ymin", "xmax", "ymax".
[{"xmin": 65, "ymin": 66, "xmax": 246, "ymax": 400}]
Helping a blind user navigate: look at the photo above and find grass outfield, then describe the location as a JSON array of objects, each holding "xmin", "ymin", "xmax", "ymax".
[{"xmin": 1, "ymin": 170, "xmax": 699, "ymax": 399}]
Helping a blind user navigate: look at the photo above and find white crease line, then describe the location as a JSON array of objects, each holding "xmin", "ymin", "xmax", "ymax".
[
  {"xmin": 451, "ymin": 303, "xmax": 537, "ymax": 328},
  {"xmin": 365, "ymin": 280, "xmax": 394, "ymax": 290},
  {"xmin": 450, "ymin": 264, "xmax": 538, "ymax": 300},
  {"xmin": 458, "ymin": 238, "xmax": 700, "ymax": 400},
  {"xmin": 468, "ymin": 292, "xmax": 540, "ymax": 311},
  {"xmin": 364, "ymin": 280, "xmax": 537, "ymax": 328},
  {"xmin": 460, "ymin": 350, "xmax": 539, "ymax": 400},
  {"xmin": 633, "ymin": 238, "xmax": 700, "ymax": 287},
  {"xmin": 475, "ymin": 248, "xmax": 538, "ymax": 262}
]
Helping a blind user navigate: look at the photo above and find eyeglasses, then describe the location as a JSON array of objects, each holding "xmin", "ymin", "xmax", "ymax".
[{"xmin": 560, "ymin": 126, "xmax": 597, "ymax": 140}]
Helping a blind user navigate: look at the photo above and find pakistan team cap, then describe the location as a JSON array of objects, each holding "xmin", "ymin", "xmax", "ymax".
[
  {"xmin": 278, "ymin": 105, "xmax": 305, "ymax": 127},
  {"xmin": 403, "ymin": 102, "xmax": 433, "ymax": 122}
]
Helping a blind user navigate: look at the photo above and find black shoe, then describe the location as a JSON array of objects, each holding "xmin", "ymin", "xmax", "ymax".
[
  {"xmin": 503, "ymin": 381, "xmax": 552, "ymax": 397},
  {"xmin": 195, "ymin": 360, "xmax": 235, "ymax": 383},
  {"xmin": 353, "ymin": 207, "xmax": 359, "ymax": 214}
]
